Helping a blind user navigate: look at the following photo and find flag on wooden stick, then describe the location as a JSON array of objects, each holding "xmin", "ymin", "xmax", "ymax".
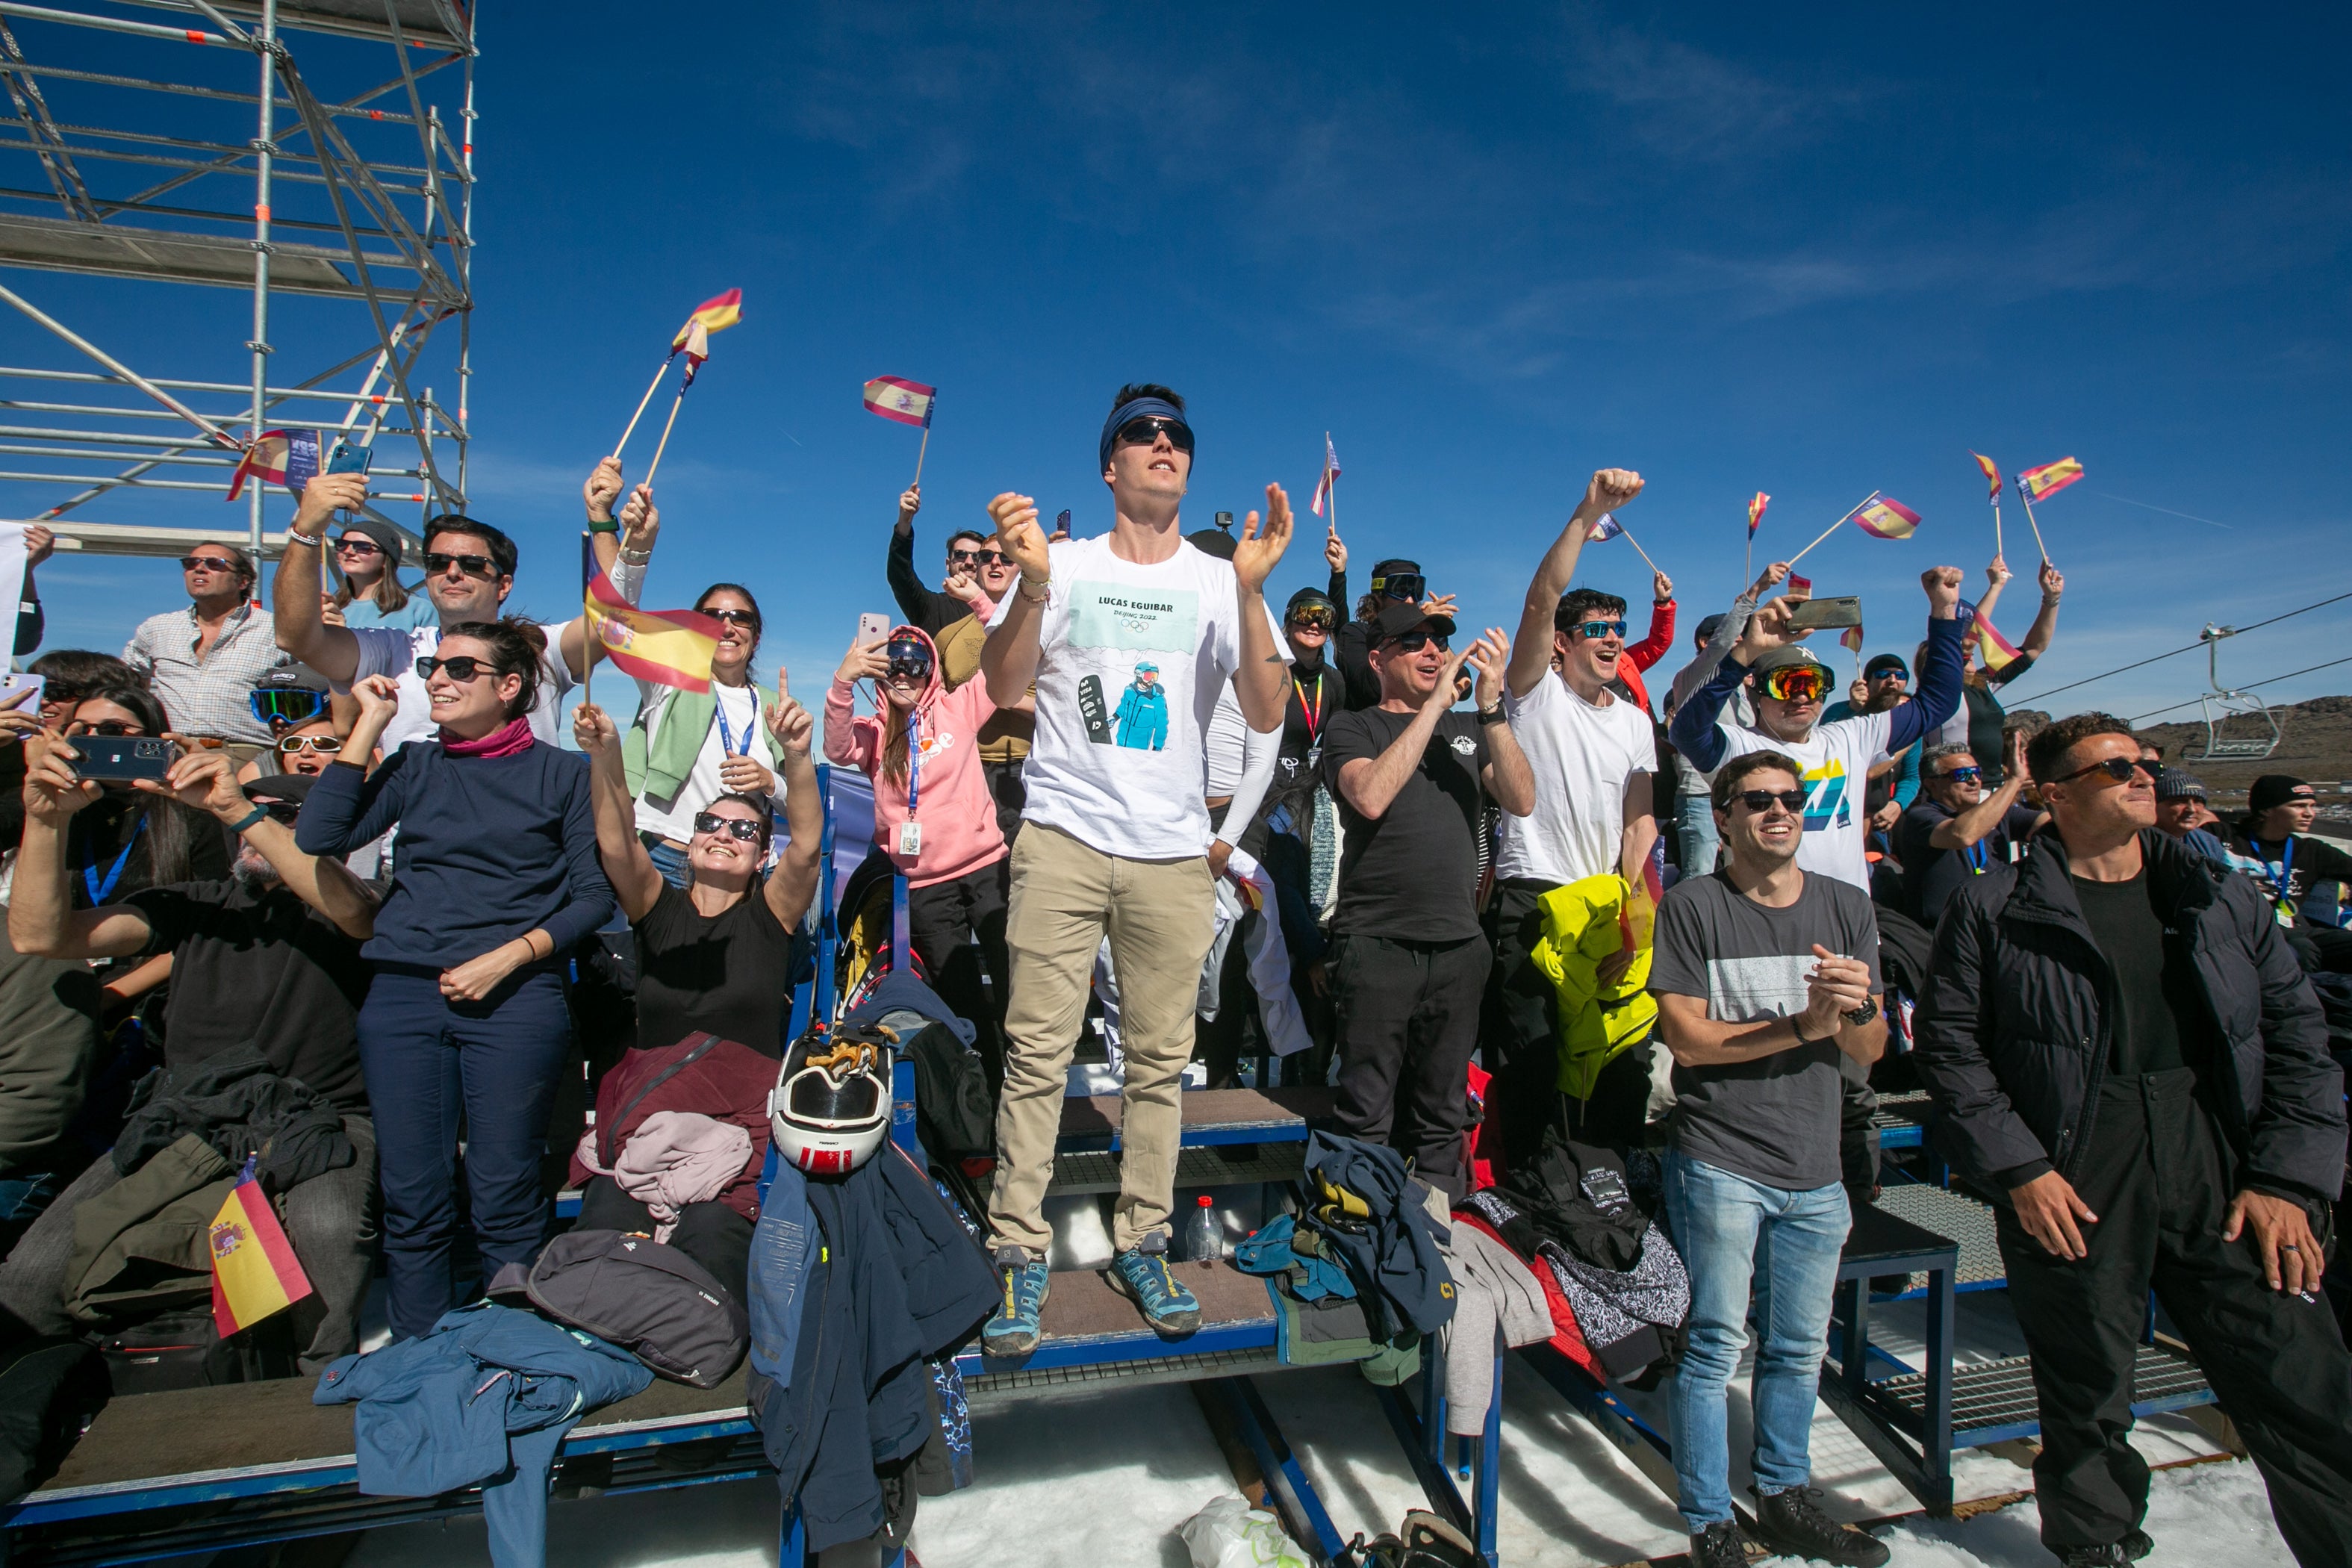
[
  {"xmin": 210, "ymin": 1157, "xmax": 311, "ymax": 1337},
  {"xmin": 583, "ymin": 566, "xmax": 723, "ymax": 692}
]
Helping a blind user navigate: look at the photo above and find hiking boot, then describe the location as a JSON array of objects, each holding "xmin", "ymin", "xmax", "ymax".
[
  {"xmin": 2122, "ymin": 1528, "xmax": 2154, "ymax": 1561},
  {"xmin": 1686, "ymin": 1520, "xmax": 1748, "ymax": 1568},
  {"xmin": 2055, "ymin": 1546, "xmax": 2130, "ymax": 1567},
  {"xmin": 1751, "ymin": 1486, "xmax": 1891, "ymax": 1567},
  {"xmin": 981, "ymin": 1249, "xmax": 1049, "ymax": 1357},
  {"xmin": 1106, "ymin": 1236, "xmax": 1201, "ymax": 1337}
]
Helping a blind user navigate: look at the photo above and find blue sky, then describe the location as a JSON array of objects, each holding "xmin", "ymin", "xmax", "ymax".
[{"xmin": 10, "ymin": 3, "xmax": 2351, "ymax": 731}]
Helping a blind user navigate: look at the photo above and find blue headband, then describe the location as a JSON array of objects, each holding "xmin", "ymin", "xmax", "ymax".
[{"xmin": 1099, "ymin": 396, "xmax": 1189, "ymax": 474}]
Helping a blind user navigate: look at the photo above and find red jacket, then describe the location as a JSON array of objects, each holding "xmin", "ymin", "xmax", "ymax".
[
  {"xmin": 571, "ymin": 1032, "xmax": 772, "ymax": 1221},
  {"xmin": 1615, "ymin": 598, "xmax": 1676, "ymax": 717}
]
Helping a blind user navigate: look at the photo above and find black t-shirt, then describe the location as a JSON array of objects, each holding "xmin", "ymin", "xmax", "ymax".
[
  {"xmin": 1319, "ymin": 706, "xmax": 1489, "ymax": 942},
  {"xmin": 1267, "ymin": 658, "xmax": 1339, "ymax": 827},
  {"xmin": 2071, "ymin": 872, "xmax": 2194, "ymax": 1077},
  {"xmin": 125, "ymin": 877, "xmax": 371, "ymax": 1110},
  {"xmin": 69, "ymin": 797, "xmax": 233, "ymax": 910},
  {"xmin": 1966, "ymin": 655, "xmax": 2033, "ymax": 785},
  {"xmin": 1894, "ymin": 800, "xmax": 2041, "ymax": 927},
  {"xmin": 632, "ymin": 880, "xmax": 807, "ymax": 1055}
]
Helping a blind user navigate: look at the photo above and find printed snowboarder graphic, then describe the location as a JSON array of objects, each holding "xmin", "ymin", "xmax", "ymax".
[
  {"xmin": 1112, "ymin": 662, "xmax": 1169, "ymax": 750},
  {"xmin": 1078, "ymin": 675, "xmax": 1113, "ymax": 744}
]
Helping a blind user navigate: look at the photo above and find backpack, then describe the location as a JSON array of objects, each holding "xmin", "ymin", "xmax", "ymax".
[
  {"xmin": 500, "ymin": 1228, "xmax": 747, "ymax": 1389},
  {"xmin": 91, "ymin": 1304, "xmax": 297, "ymax": 1395},
  {"xmin": 1351, "ymin": 1510, "xmax": 1482, "ymax": 1568}
]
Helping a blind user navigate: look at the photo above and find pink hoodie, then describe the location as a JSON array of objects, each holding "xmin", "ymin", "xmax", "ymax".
[{"xmin": 824, "ymin": 624, "xmax": 1007, "ymax": 888}]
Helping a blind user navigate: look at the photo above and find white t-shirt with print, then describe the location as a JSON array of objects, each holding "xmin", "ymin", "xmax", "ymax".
[
  {"xmin": 1000, "ymin": 535, "xmax": 1284, "ymax": 860},
  {"xmin": 1701, "ymin": 709, "xmax": 1893, "ymax": 892},
  {"xmin": 1494, "ymin": 672, "xmax": 1657, "ymax": 886},
  {"xmin": 341, "ymin": 622, "xmax": 576, "ymax": 751},
  {"xmin": 634, "ymin": 679, "xmax": 762, "ymax": 843}
]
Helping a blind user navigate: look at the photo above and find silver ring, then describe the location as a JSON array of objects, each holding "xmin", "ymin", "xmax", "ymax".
[{"xmin": 2280, "ymin": 1242, "xmax": 2300, "ymax": 1251}]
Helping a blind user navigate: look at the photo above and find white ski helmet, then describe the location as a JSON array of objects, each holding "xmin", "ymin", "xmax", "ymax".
[{"xmin": 770, "ymin": 1023, "xmax": 896, "ymax": 1176}]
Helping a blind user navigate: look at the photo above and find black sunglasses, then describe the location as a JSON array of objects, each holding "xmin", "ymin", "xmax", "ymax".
[
  {"xmin": 691, "ymin": 812, "xmax": 765, "ymax": 843},
  {"xmin": 1569, "ymin": 619, "xmax": 1628, "ymax": 641},
  {"xmin": 2050, "ymin": 756, "xmax": 2156, "ymax": 787},
  {"xmin": 414, "ymin": 655, "xmax": 494, "ymax": 682},
  {"xmin": 1114, "ymin": 415, "xmax": 1194, "ymax": 453},
  {"xmin": 1383, "ymin": 630, "xmax": 1449, "ymax": 653},
  {"xmin": 423, "ymin": 551, "xmax": 497, "ymax": 579},
  {"xmin": 703, "ymin": 607, "xmax": 759, "ymax": 628},
  {"xmin": 180, "ymin": 555, "xmax": 242, "ymax": 574},
  {"xmin": 1733, "ymin": 788, "xmax": 1809, "ymax": 815},
  {"xmin": 951, "ymin": 549, "xmax": 1009, "ymax": 568},
  {"xmin": 334, "ymin": 536, "xmax": 384, "ymax": 556},
  {"xmin": 69, "ymin": 719, "xmax": 145, "ymax": 738}
]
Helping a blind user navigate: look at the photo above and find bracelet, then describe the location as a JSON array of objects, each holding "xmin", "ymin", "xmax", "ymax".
[
  {"xmin": 1018, "ymin": 574, "xmax": 1050, "ymax": 603},
  {"xmin": 587, "ymin": 516, "xmax": 619, "ymax": 535},
  {"xmin": 1475, "ymin": 706, "xmax": 1507, "ymax": 727},
  {"xmin": 282, "ymin": 530, "xmax": 323, "ymax": 549},
  {"xmin": 225, "ymin": 804, "xmax": 269, "ymax": 834},
  {"xmin": 617, "ymin": 547, "xmax": 651, "ymax": 565}
]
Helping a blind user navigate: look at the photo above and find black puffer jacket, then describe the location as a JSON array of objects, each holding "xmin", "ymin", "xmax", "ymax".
[{"xmin": 1913, "ymin": 827, "xmax": 2343, "ymax": 1201}]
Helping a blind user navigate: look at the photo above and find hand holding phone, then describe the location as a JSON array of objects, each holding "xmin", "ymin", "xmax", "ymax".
[
  {"xmin": 1786, "ymin": 595, "xmax": 1864, "ymax": 632},
  {"xmin": 856, "ymin": 613, "xmax": 891, "ymax": 647},
  {"xmin": 71, "ymin": 734, "xmax": 178, "ymax": 785}
]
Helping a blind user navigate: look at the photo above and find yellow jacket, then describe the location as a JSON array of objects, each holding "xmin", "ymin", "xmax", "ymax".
[{"xmin": 1527, "ymin": 873, "xmax": 1659, "ymax": 1101}]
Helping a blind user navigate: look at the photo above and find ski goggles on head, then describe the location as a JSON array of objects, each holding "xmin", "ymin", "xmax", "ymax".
[
  {"xmin": 249, "ymin": 687, "xmax": 328, "ymax": 728},
  {"xmin": 691, "ymin": 811, "xmax": 765, "ymax": 843},
  {"xmin": 1112, "ymin": 414, "xmax": 1193, "ymax": 454},
  {"xmin": 1758, "ymin": 666, "xmax": 1826, "ymax": 703},
  {"xmin": 1567, "ymin": 618, "xmax": 1628, "ymax": 641},
  {"xmin": 1369, "ymin": 570, "xmax": 1425, "ymax": 603}
]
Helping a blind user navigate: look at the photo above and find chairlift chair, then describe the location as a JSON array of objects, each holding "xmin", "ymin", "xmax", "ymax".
[{"xmin": 2185, "ymin": 623, "xmax": 2283, "ymax": 762}]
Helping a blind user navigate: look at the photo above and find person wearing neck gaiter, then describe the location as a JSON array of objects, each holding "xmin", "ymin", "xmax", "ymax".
[{"xmin": 296, "ymin": 617, "xmax": 614, "ymax": 1340}]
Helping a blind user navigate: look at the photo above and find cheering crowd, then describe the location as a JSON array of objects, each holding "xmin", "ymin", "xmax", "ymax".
[{"xmin": 0, "ymin": 382, "xmax": 2341, "ymax": 1568}]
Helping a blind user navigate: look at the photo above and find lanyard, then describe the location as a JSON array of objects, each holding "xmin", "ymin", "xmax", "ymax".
[
  {"xmin": 905, "ymin": 711, "xmax": 921, "ymax": 817},
  {"xmin": 1965, "ymin": 837, "xmax": 1990, "ymax": 874},
  {"xmin": 2259, "ymin": 837, "xmax": 2296, "ymax": 919},
  {"xmin": 712, "ymin": 685, "xmax": 759, "ymax": 759},
  {"xmin": 1292, "ymin": 671, "xmax": 1327, "ymax": 744},
  {"xmin": 78, "ymin": 817, "xmax": 144, "ymax": 905}
]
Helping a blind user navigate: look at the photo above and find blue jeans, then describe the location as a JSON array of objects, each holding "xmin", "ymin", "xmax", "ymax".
[
  {"xmin": 358, "ymin": 968, "xmax": 573, "ymax": 1341},
  {"xmin": 1676, "ymin": 794, "xmax": 1719, "ymax": 877},
  {"xmin": 647, "ymin": 839, "xmax": 692, "ymax": 889},
  {"xmin": 1663, "ymin": 1151, "xmax": 1850, "ymax": 1533}
]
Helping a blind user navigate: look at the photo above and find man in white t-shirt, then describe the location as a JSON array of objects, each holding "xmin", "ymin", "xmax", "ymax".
[
  {"xmin": 272, "ymin": 460, "xmax": 651, "ymax": 751},
  {"xmin": 977, "ymin": 382, "xmax": 1292, "ymax": 1352},
  {"xmin": 1484, "ymin": 467, "xmax": 1661, "ymax": 1165}
]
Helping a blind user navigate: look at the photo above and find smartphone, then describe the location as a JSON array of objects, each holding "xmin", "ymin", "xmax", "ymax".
[
  {"xmin": 325, "ymin": 441, "xmax": 375, "ymax": 476},
  {"xmin": 0, "ymin": 673, "xmax": 43, "ymax": 718},
  {"xmin": 72, "ymin": 735, "xmax": 176, "ymax": 785},
  {"xmin": 1054, "ymin": 508, "xmax": 1071, "ymax": 535},
  {"xmin": 1786, "ymin": 595, "xmax": 1864, "ymax": 632},
  {"xmin": 856, "ymin": 613, "xmax": 891, "ymax": 647}
]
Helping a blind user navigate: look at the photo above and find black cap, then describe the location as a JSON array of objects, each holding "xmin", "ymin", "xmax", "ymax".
[
  {"xmin": 2154, "ymin": 769, "xmax": 2207, "ymax": 802},
  {"xmin": 2249, "ymin": 774, "xmax": 2315, "ymax": 814},
  {"xmin": 334, "ymin": 515, "xmax": 402, "ymax": 565},
  {"xmin": 243, "ymin": 771, "xmax": 320, "ymax": 812},
  {"xmin": 1371, "ymin": 601, "xmax": 1455, "ymax": 646},
  {"xmin": 1185, "ymin": 528, "xmax": 1236, "ymax": 561},
  {"xmin": 1864, "ymin": 653, "xmax": 1909, "ymax": 680}
]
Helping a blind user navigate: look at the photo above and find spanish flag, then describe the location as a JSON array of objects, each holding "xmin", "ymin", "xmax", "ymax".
[
  {"xmin": 584, "ymin": 565, "xmax": 723, "ymax": 693},
  {"xmin": 210, "ymin": 1160, "xmax": 311, "ymax": 1337},
  {"xmin": 2017, "ymin": 455, "xmax": 2083, "ymax": 503},
  {"xmin": 671, "ymin": 288, "xmax": 742, "ymax": 350},
  {"xmin": 1970, "ymin": 451, "xmax": 2002, "ymax": 500},
  {"xmin": 1746, "ymin": 491, "xmax": 1769, "ymax": 538},
  {"xmin": 1967, "ymin": 603, "xmax": 2025, "ymax": 673},
  {"xmin": 1852, "ymin": 496, "xmax": 1923, "ymax": 540}
]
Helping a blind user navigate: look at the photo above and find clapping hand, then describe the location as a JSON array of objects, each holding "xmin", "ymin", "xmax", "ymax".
[
  {"xmin": 1231, "ymin": 483, "xmax": 1295, "ymax": 595},
  {"xmin": 1463, "ymin": 627, "xmax": 1511, "ymax": 712},
  {"xmin": 986, "ymin": 494, "xmax": 1050, "ymax": 586}
]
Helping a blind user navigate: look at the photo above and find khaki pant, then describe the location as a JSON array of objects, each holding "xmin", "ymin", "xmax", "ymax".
[{"xmin": 986, "ymin": 821, "xmax": 1215, "ymax": 1259}]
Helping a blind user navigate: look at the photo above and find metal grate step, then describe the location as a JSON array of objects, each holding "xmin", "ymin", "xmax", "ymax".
[
  {"xmin": 1875, "ymin": 1344, "xmax": 2212, "ymax": 1438},
  {"xmin": 1050, "ymin": 1142, "xmax": 1306, "ymax": 1196},
  {"xmin": 965, "ymin": 1345, "xmax": 1282, "ymax": 1403},
  {"xmin": 1872, "ymin": 1183, "xmax": 2006, "ymax": 1291}
]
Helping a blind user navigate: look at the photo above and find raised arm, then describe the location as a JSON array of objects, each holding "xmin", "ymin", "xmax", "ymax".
[
  {"xmin": 272, "ymin": 470, "xmax": 370, "ymax": 682},
  {"xmin": 1508, "ymin": 468, "xmax": 1644, "ymax": 697},
  {"xmin": 824, "ymin": 639, "xmax": 888, "ymax": 770},
  {"xmin": 561, "ymin": 473, "xmax": 653, "ymax": 679},
  {"xmin": 1886, "ymin": 567, "xmax": 1967, "ymax": 752},
  {"xmin": 1926, "ymin": 732, "xmax": 2032, "ymax": 850},
  {"xmin": 980, "ymin": 492, "xmax": 1048, "ymax": 708},
  {"xmin": 1667, "ymin": 561, "xmax": 1789, "ymax": 719},
  {"xmin": 1624, "ymin": 579, "xmax": 1676, "ymax": 673},
  {"xmin": 1324, "ymin": 524, "xmax": 1347, "ymax": 605},
  {"xmin": 296, "ymin": 676, "xmax": 409, "ymax": 857},
  {"xmin": 1229, "ymin": 483, "xmax": 1297, "ymax": 732},
  {"xmin": 573, "ymin": 700, "xmax": 664, "ymax": 921},
  {"xmin": 764, "ymin": 668, "xmax": 822, "ymax": 929},
  {"xmin": 1466, "ymin": 629, "xmax": 1534, "ymax": 818},
  {"xmin": 2015, "ymin": 559, "xmax": 2064, "ymax": 662},
  {"xmin": 143, "ymin": 749, "xmax": 376, "ymax": 939},
  {"xmin": 886, "ymin": 485, "xmax": 933, "ymax": 628},
  {"xmin": 8, "ymin": 734, "xmax": 155, "ymax": 959}
]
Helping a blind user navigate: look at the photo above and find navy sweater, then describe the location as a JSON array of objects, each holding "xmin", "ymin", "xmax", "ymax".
[{"xmin": 297, "ymin": 741, "xmax": 614, "ymax": 970}]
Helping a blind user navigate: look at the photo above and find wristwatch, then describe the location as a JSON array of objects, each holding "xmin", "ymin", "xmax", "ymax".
[
  {"xmin": 1842, "ymin": 998, "xmax": 1879, "ymax": 1026},
  {"xmin": 1475, "ymin": 706, "xmax": 1506, "ymax": 726}
]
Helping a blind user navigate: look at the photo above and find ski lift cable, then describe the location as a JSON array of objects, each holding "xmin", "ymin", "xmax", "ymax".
[
  {"xmin": 2007, "ymin": 588, "xmax": 2352, "ymax": 706},
  {"xmin": 2128, "ymin": 653, "xmax": 2352, "ymax": 724}
]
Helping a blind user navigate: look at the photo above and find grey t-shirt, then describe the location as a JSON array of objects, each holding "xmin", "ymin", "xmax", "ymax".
[{"xmin": 1648, "ymin": 868, "xmax": 1882, "ymax": 1190}]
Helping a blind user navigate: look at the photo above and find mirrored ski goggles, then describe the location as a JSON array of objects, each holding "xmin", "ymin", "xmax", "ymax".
[
  {"xmin": 1758, "ymin": 667, "xmax": 1826, "ymax": 703},
  {"xmin": 249, "ymin": 687, "xmax": 328, "ymax": 728},
  {"xmin": 1370, "ymin": 571, "xmax": 1425, "ymax": 603},
  {"xmin": 1286, "ymin": 605, "xmax": 1337, "ymax": 632}
]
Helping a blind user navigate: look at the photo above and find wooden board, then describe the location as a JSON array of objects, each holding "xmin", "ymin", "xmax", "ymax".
[{"xmin": 1057, "ymin": 1086, "xmax": 1337, "ymax": 1143}]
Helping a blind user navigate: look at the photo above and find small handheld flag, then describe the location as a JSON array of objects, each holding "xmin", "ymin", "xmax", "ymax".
[
  {"xmin": 1310, "ymin": 433, "xmax": 1342, "ymax": 520},
  {"xmin": 1586, "ymin": 511, "xmax": 1663, "ymax": 574},
  {"xmin": 1961, "ymin": 599, "xmax": 2025, "ymax": 674},
  {"xmin": 2017, "ymin": 456, "xmax": 2082, "ymax": 503},
  {"xmin": 1852, "ymin": 497, "xmax": 1922, "ymax": 540},
  {"xmin": 225, "ymin": 429, "xmax": 321, "ymax": 502},
  {"xmin": 1840, "ymin": 621, "xmax": 1866, "ymax": 672},
  {"xmin": 210, "ymin": 1156, "xmax": 312, "ymax": 1337},
  {"xmin": 862, "ymin": 376, "xmax": 936, "ymax": 429},
  {"xmin": 671, "ymin": 288, "xmax": 743, "ymax": 349},
  {"xmin": 1970, "ymin": 451, "xmax": 2002, "ymax": 500},
  {"xmin": 615, "ymin": 290, "xmax": 744, "ymax": 459},
  {"xmin": 583, "ymin": 565, "xmax": 723, "ymax": 693},
  {"xmin": 1747, "ymin": 492, "xmax": 1770, "ymax": 538},
  {"xmin": 641, "ymin": 318, "xmax": 718, "ymax": 488}
]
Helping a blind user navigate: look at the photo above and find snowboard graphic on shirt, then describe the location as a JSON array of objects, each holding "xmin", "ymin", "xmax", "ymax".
[
  {"xmin": 1801, "ymin": 758, "xmax": 1851, "ymax": 833},
  {"xmin": 1110, "ymin": 664, "xmax": 1168, "ymax": 750}
]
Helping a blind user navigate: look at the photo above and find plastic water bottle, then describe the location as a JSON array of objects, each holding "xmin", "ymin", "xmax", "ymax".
[{"xmin": 1183, "ymin": 1195, "xmax": 1223, "ymax": 1263}]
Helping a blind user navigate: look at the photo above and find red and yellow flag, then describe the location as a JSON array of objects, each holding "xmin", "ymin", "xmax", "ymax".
[
  {"xmin": 210, "ymin": 1162, "xmax": 311, "ymax": 1337},
  {"xmin": 671, "ymin": 288, "xmax": 742, "ymax": 350},
  {"xmin": 1852, "ymin": 497, "xmax": 1922, "ymax": 540},
  {"xmin": 1746, "ymin": 491, "xmax": 1770, "ymax": 538},
  {"xmin": 1970, "ymin": 451, "xmax": 2001, "ymax": 500},
  {"xmin": 2017, "ymin": 455, "xmax": 2083, "ymax": 503},
  {"xmin": 1973, "ymin": 612, "xmax": 2024, "ymax": 674},
  {"xmin": 584, "ymin": 567, "xmax": 723, "ymax": 693}
]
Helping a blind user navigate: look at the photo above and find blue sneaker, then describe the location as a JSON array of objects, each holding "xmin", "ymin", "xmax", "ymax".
[
  {"xmin": 1107, "ymin": 1239, "xmax": 1201, "ymax": 1337},
  {"xmin": 983, "ymin": 1250, "xmax": 1050, "ymax": 1357}
]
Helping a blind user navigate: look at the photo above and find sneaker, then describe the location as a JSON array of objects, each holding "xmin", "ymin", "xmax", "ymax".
[
  {"xmin": 1752, "ymin": 1486, "xmax": 1891, "ymax": 1567},
  {"xmin": 981, "ymin": 1249, "xmax": 1049, "ymax": 1357},
  {"xmin": 1687, "ymin": 1520, "xmax": 1748, "ymax": 1568},
  {"xmin": 1106, "ymin": 1237, "xmax": 1201, "ymax": 1337}
]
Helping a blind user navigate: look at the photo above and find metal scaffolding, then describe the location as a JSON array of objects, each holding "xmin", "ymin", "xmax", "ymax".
[{"xmin": 0, "ymin": 0, "xmax": 473, "ymax": 562}]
